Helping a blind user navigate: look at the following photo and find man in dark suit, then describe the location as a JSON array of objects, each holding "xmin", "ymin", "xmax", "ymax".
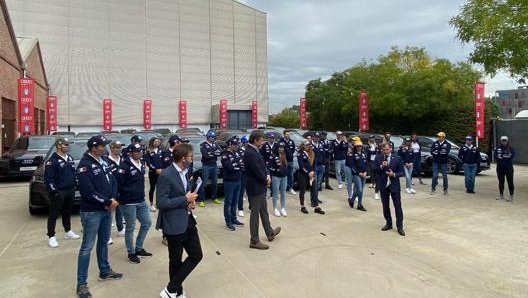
[
  {"xmin": 156, "ymin": 144, "xmax": 202, "ymax": 298},
  {"xmin": 374, "ymin": 143, "xmax": 406, "ymax": 236},
  {"xmin": 244, "ymin": 130, "xmax": 281, "ymax": 250}
]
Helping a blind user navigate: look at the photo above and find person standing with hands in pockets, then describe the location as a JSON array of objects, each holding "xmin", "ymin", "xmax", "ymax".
[
  {"xmin": 75, "ymin": 135, "xmax": 122, "ymax": 298},
  {"xmin": 157, "ymin": 144, "xmax": 202, "ymax": 298}
]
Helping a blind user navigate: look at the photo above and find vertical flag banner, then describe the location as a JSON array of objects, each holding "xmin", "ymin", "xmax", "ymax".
[
  {"xmin": 18, "ymin": 78, "xmax": 35, "ymax": 134},
  {"xmin": 251, "ymin": 100, "xmax": 258, "ymax": 128},
  {"xmin": 144, "ymin": 99, "xmax": 152, "ymax": 130},
  {"xmin": 299, "ymin": 97, "xmax": 307, "ymax": 129},
  {"xmin": 46, "ymin": 96, "xmax": 58, "ymax": 132},
  {"xmin": 474, "ymin": 82, "xmax": 485, "ymax": 139},
  {"xmin": 179, "ymin": 100, "xmax": 187, "ymax": 129},
  {"xmin": 219, "ymin": 99, "xmax": 228, "ymax": 129},
  {"xmin": 358, "ymin": 91, "xmax": 370, "ymax": 132},
  {"xmin": 103, "ymin": 98, "xmax": 112, "ymax": 131}
]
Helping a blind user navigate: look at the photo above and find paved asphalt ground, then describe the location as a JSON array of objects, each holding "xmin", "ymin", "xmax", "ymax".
[{"xmin": 0, "ymin": 166, "xmax": 526, "ymax": 298}]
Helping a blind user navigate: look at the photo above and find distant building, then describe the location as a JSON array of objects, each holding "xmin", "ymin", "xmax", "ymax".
[
  {"xmin": 495, "ymin": 87, "xmax": 528, "ymax": 119},
  {"xmin": 6, "ymin": 0, "xmax": 268, "ymax": 132}
]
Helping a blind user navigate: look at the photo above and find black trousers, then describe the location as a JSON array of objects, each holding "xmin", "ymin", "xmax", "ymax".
[
  {"xmin": 248, "ymin": 193, "xmax": 273, "ymax": 243},
  {"xmin": 496, "ymin": 165, "xmax": 514, "ymax": 196},
  {"xmin": 47, "ymin": 189, "xmax": 75, "ymax": 237},
  {"xmin": 166, "ymin": 215, "xmax": 203, "ymax": 295},
  {"xmin": 148, "ymin": 171, "xmax": 159, "ymax": 204},
  {"xmin": 297, "ymin": 171, "xmax": 318, "ymax": 207},
  {"xmin": 324, "ymin": 159, "xmax": 331, "ymax": 186},
  {"xmin": 380, "ymin": 188, "xmax": 403, "ymax": 229}
]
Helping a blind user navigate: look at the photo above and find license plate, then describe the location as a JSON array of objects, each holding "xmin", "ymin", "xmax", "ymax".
[
  {"xmin": 480, "ymin": 163, "xmax": 488, "ymax": 167},
  {"xmin": 20, "ymin": 166, "xmax": 37, "ymax": 171}
]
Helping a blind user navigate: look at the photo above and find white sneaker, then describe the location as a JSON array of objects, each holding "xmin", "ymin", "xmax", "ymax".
[
  {"xmin": 406, "ymin": 188, "xmax": 412, "ymax": 194},
  {"xmin": 48, "ymin": 236, "xmax": 59, "ymax": 248},
  {"xmin": 280, "ymin": 208, "xmax": 288, "ymax": 217},
  {"xmin": 410, "ymin": 188, "xmax": 416, "ymax": 194},
  {"xmin": 64, "ymin": 230, "xmax": 80, "ymax": 239},
  {"xmin": 108, "ymin": 238, "xmax": 114, "ymax": 245},
  {"xmin": 159, "ymin": 288, "xmax": 178, "ymax": 298},
  {"xmin": 338, "ymin": 184, "xmax": 343, "ymax": 189},
  {"xmin": 273, "ymin": 208, "xmax": 281, "ymax": 217},
  {"xmin": 374, "ymin": 193, "xmax": 380, "ymax": 200},
  {"xmin": 150, "ymin": 204, "xmax": 157, "ymax": 212},
  {"xmin": 117, "ymin": 229, "xmax": 125, "ymax": 236},
  {"xmin": 238, "ymin": 210, "xmax": 245, "ymax": 217},
  {"xmin": 289, "ymin": 189, "xmax": 297, "ymax": 195}
]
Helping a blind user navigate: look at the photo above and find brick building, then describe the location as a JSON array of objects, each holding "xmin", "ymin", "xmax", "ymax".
[{"xmin": 0, "ymin": 0, "xmax": 48, "ymax": 154}]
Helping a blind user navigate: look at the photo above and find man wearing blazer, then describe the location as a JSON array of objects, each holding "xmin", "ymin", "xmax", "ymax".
[
  {"xmin": 156, "ymin": 144, "xmax": 202, "ymax": 298},
  {"xmin": 244, "ymin": 130, "xmax": 281, "ymax": 250},
  {"xmin": 374, "ymin": 143, "xmax": 406, "ymax": 236}
]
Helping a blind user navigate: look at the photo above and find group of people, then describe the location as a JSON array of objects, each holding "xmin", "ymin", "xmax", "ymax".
[{"xmin": 43, "ymin": 128, "xmax": 516, "ymax": 298}]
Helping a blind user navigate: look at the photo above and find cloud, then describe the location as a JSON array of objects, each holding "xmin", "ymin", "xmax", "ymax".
[{"xmin": 238, "ymin": 0, "xmax": 518, "ymax": 113}]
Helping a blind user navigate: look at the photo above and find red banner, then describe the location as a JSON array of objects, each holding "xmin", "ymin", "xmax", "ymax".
[
  {"xmin": 219, "ymin": 99, "xmax": 228, "ymax": 129},
  {"xmin": 46, "ymin": 96, "xmax": 58, "ymax": 132},
  {"xmin": 299, "ymin": 97, "xmax": 307, "ymax": 129},
  {"xmin": 103, "ymin": 98, "xmax": 112, "ymax": 131},
  {"xmin": 251, "ymin": 100, "xmax": 258, "ymax": 128},
  {"xmin": 144, "ymin": 99, "xmax": 152, "ymax": 130},
  {"xmin": 18, "ymin": 78, "xmax": 35, "ymax": 134},
  {"xmin": 179, "ymin": 100, "xmax": 187, "ymax": 129},
  {"xmin": 474, "ymin": 82, "xmax": 485, "ymax": 139},
  {"xmin": 358, "ymin": 91, "xmax": 369, "ymax": 132}
]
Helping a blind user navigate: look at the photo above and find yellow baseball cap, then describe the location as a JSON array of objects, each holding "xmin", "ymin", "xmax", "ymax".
[{"xmin": 436, "ymin": 132, "xmax": 446, "ymax": 138}]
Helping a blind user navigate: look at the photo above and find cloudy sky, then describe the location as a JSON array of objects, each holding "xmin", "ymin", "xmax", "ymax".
[{"xmin": 238, "ymin": 0, "xmax": 519, "ymax": 114}]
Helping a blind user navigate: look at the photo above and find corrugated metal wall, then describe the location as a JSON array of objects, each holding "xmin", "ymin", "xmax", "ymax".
[{"xmin": 7, "ymin": 0, "xmax": 268, "ymax": 127}]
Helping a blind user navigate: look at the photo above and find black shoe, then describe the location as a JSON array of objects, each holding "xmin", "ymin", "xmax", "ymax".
[
  {"xmin": 128, "ymin": 254, "xmax": 140, "ymax": 264},
  {"xmin": 348, "ymin": 198, "xmax": 354, "ymax": 208},
  {"xmin": 318, "ymin": 186, "xmax": 322, "ymax": 191},
  {"xmin": 314, "ymin": 207, "xmax": 325, "ymax": 215},
  {"xmin": 233, "ymin": 220, "xmax": 244, "ymax": 226},
  {"xmin": 419, "ymin": 179, "xmax": 426, "ymax": 185},
  {"xmin": 226, "ymin": 224, "xmax": 235, "ymax": 231},
  {"xmin": 325, "ymin": 185, "xmax": 334, "ymax": 190},
  {"xmin": 135, "ymin": 249, "xmax": 153, "ymax": 258},
  {"xmin": 381, "ymin": 224, "xmax": 392, "ymax": 231},
  {"xmin": 468, "ymin": 190, "xmax": 475, "ymax": 194},
  {"xmin": 300, "ymin": 207, "xmax": 308, "ymax": 214},
  {"xmin": 397, "ymin": 228, "xmax": 406, "ymax": 236},
  {"xmin": 357, "ymin": 205, "xmax": 367, "ymax": 212}
]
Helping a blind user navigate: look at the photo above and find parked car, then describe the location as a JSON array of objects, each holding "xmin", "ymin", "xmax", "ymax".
[
  {"xmin": 153, "ymin": 128, "xmax": 172, "ymax": 137},
  {"xmin": 406, "ymin": 136, "xmax": 491, "ymax": 175},
  {"xmin": 51, "ymin": 131, "xmax": 76, "ymax": 137},
  {"xmin": 0, "ymin": 135, "xmax": 56, "ymax": 178},
  {"xmin": 28, "ymin": 138, "xmax": 90, "ymax": 214}
]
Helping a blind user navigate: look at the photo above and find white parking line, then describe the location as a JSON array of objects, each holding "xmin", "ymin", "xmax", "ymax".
[{"xmin": 0, "ymin": 218, "xmax": 30, "ymax": 258}]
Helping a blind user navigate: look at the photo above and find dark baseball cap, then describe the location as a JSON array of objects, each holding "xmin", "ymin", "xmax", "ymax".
[
  {"xmin": 130, "ymin": 135, "xmax": 142, "ymax": 143},
  {"xmin": 55, "ymin": 137, "xmax": 70, "ymax": 146},
  {"xmin": 127, "ymin": 143, "xmax": 142, "ymax": 152},
  {"xmin": 226, "ymin": 136, "xmax": 239, "ymax": 146},
  {"xmin": 169, "ymin": 135, "xmax": 181, "ymax": 146},
  {"xmin": 87, "ymin": 135, "xmax": 111, "ymax": 148}
]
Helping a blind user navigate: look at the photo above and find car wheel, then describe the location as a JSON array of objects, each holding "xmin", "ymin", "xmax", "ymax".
[
  {"xmin": 29, "ymin": 205, "xmax": 39, "ymax": 215},
  {"xmin": 447, "ymin": 158, "xmax": 458, "ymax": 174}
]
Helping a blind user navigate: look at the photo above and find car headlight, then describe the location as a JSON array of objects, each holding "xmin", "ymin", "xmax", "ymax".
[{"xmin": 32, "ymin": 175, "xmax": 45, "ymax": 183}]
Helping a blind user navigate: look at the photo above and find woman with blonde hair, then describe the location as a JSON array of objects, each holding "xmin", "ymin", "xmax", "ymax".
[
  {"xmin": 268, "ymin": 142, "xmax": 288, "ymax": 216},
  {"xmin": 144, "ymin": 136, "xmax": 163, "ymax": 211},
  {"xmin": 297, "ymin": 140, "xmax": 325, "ymax": 214}
]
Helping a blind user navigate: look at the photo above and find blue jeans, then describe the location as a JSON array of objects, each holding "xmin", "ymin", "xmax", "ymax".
[
  {"xmin": 431, "ymin": 162, "xmax": 448, "ymax": 191},
  {"xmin": 413, "ymin": 154, "xmax": 422, "ymax": 177},
  {"xmin": 223, "ymin": 180, "xmax": 240, "ymax": 224},
  {"xmin": 286, "ymin": 162, "xmax": 294, "ymax": 191},
  {"xmin": 272, "ymin": 175, "xmax": 287, "ymax": 210},
  {"xmin": 334, "ymin": 159, "xmax": 345, "ymax": 185},
  {"xmin": 77, "ymin": 210, "xmax": 112, "ymax": 287},
  {"xmin": 344, "ymin": 166, "xmax": 354, "ymax": 199},
  {"xmin": 114, "ymin": 206, "xmax": 124, "ymax": 231},
  {"xmin": 351, "ymin": 175, "xmax": 366, "ymax": 206},
  {"xmin": 463, "ymin": 163, "xmax": 477, "ymax": 191},
  {"xmin": 404, "ymin": 164, "xmax": 414, "ymax": 189},
  {"xmin": 238, "ymin": 173, "xmax": 246, "ymax": 211},
  {"xmin": 200, "ymin": 164, "xmax": 218, "ymax": 201},
  {"xmin": 315, "ymin": 164, "xmax": 325, "ymax": 189},
  {"xmin": 120, "ymin": 202, "xmax": 152, "ymax": 255}
]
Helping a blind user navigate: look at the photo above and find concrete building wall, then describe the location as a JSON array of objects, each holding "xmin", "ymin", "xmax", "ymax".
[{"xmin": 7, "ymin": 0, "xmax": 268, "ymax": 131}]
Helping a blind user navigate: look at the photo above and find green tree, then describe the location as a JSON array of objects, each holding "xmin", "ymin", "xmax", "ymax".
[
  {"xmin": 304, "ymin": 46, "xmax": 485, "ymax": 144},
  {"xmin": 450, "ymin": 0, "xmax": 528, "ymax": 80},
  {"xmin": 268, "ymin": 107, "xmax": 299, "ymax": 128}
]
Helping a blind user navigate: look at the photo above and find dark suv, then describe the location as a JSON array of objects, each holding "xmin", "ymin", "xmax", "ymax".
[{"xmin": 0, "ymin": 135, "xmax": 56, "ymax": 178}]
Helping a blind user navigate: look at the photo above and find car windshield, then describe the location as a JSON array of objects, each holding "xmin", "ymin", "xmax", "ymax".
[{"xmin": 11, "ymin": 137, "xmax": 55, "ymax": 151}]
